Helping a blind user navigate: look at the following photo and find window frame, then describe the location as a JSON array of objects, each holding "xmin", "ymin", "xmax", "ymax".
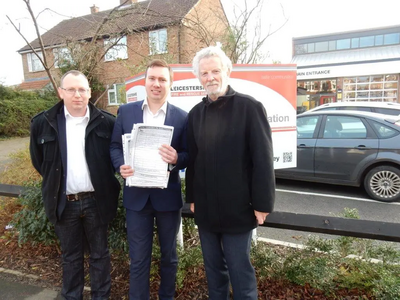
[
  {"xmin": 108, "ymin": 83, "xmax": 126, "ymax": 105},
  {"xmin": 149, "ymin": 28, "xmax": 168, "ymax": 55},
  {"xmin": 53, "ymin": 47, "xmax": 73, "ymax": 68},
  {"xmin": 27, "ymin": 52, "xmax": 45, "ymax": 72},
  {"xmin": 297, "ymin": 115, "xmax": 320, "ymax": 139},
  {"xmin": 342, "ymin": 74, "xmax": 399, "ymax": 102},
  {"xmin": 293, "ymin": 31, "xmax": 400, "ymax": 55},
  {"xmin": 104, "ymin": 36, "xmax": 128, "ymax": 62},
  {"xmin": 323, "ymin": 116, "xmax": 367, "ymax": 139}
]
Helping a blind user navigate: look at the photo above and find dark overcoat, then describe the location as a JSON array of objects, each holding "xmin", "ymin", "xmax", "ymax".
[{"xmin": 186, "ymin": 86, "xmax": 275, "ymax": 233}]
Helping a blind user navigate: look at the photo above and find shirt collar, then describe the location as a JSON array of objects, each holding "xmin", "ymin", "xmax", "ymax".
[
  {"xmin": 142, "ymin": 98, "xmax": 168, "ymax": 115},
  {"xmin": 64, "ymin": 105, "xmax": 90, "ymax": 121}
]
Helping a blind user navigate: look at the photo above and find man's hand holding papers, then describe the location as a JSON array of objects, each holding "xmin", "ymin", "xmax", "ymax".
[
  {"xmin": 159, "ymin": 144, "xmax": 178, "ymax": 165},
  {"xmin": 122, "ymin": 123, "xmax": 174, "ymax": 188},
  {"xmin": 120, "ymin": 164, "xmax": 134, "ymax": 179}
]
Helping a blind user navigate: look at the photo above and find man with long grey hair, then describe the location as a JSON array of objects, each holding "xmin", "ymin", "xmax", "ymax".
[{"xmin": 186, "ymin": 46, "xmax": 275, "ymax": 299}]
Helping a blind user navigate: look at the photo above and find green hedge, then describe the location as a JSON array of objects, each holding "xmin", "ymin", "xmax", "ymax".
[{"xmin": 0, "ymin": 85, "xmax": 58, "ymax": 137}]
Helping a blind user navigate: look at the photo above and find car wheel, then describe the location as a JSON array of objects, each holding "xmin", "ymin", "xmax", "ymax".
[{"xmin": 364, "ymin": 166, "xmax": 400, "ymax": 202}]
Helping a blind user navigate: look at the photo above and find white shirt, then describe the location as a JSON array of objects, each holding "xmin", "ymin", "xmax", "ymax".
[
  {"xmin": 142, "ymin": 98, "xmax": 167, "ymax": 126},
  {"xmin": 64, "ymin": 106, "xmax": 94, "ymax": 194},
  {"xmin": 142, "ymin": 98, "xmax": 175, "ymax": 169}
]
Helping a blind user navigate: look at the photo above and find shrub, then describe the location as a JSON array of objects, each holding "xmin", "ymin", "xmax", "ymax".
[
  {"xmin": 0, "ymin": 85, "xmax": 58, "ymax": 137},
  {"xmin": 108, "ymin": 176, "xmax": 128, "ymax": 255},
  {"xmin": 251, "ymin": 242, "xmax": 284, "ymax": 279},
  {"xmin": 283, "ymin": 248, "xmax": 339, "ymax": 292},
  {"xmin": 372, "ymin": 268, "xmax": 400, "ymax": 300},
  {"xmin": 12, "ymin": 181, "xmax": 58, "ymax": 246},
  {"xmin": 11, "ymin": 181, "xmax": 128, "ymax": 250},
  {"xmin": 6, "ymin": 172, "xmax": 400, "ymax": 299},
  {"xmin": 176, "ymin": 218, "xmax": 203, "ymax": 288}
]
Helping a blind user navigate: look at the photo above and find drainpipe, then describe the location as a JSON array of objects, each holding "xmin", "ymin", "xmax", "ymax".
[{"xmin": 178, "ymin": 22, "xmax": 182, "ymax": 63}]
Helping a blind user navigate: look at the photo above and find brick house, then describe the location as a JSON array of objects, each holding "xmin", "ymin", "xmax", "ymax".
[{"xmin": 17, "ymin": 0, "xmax": 228, "ymax": 110}]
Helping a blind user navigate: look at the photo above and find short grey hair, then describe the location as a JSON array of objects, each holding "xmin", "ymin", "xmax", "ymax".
[
  {"xmin": 192, "ymin": 46, "xmax": 232, "ymax": 78},
  {"xmin": 60, "ymin": 70, "xmax": 88, "ymax": 87}
]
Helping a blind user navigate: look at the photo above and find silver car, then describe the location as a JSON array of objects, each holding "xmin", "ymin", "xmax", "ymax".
[
  {"xmin": 302, "ymin": 101, "xmax": 400, "ymax": 116},
  {"xmin": 275, "ymin": 110, "xmax": 400, "ymax": 202}
]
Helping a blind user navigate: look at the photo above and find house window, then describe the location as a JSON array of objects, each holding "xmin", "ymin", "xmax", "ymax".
[
  {"xmin": 27, "ymin": 52, "xmax": 45, "ymax": 72},
  {"xmin": 149, "ymin": 29, "xmax": 167, "ymax": 55},
  {"xmin": 104, "ymin": 36, "xmax": 128, "ymax": 61},
  {"xmin": 108, "ymin": 84, "xmax": 126, "ymax": 105},
  {"xmin": 53, "ymin": 47, "xmax": 73, "ymax": 68}
]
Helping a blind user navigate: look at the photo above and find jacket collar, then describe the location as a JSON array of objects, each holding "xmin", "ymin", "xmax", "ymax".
[
  {"xmin": 202, "ymin": 85, "xmax": 236, "ymax": 107},
  {"xmin": 45, "ymin": 100, "xmax": 100, "ymax": 122}
]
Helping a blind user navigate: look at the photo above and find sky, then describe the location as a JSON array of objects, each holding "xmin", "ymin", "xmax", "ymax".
[{"xmin": 1, "ymin": 0, "xmax": 400, "ymax": 86}]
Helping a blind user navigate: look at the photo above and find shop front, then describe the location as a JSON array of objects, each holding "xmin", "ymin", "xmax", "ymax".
[{"xmin": 294, "ymin": 61, "xmax": 400, "ymax": 112}]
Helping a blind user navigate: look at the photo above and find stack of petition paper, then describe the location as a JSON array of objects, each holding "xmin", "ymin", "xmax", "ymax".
[{"xmin": 122, "ymin": 124, "xmax": 174, "ymax": 188}]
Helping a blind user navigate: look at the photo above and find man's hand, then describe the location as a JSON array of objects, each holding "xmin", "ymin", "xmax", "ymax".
[
  {"xmin": 159, "ymin": 144, "xmax": 178, "ymax": 165},
  {"xmin": 190, "ymin": 203, "xmax": 195, "ymax": 213},
  {"xmin": 120, "ymin": 164, "xmax": 134, "ymax": 179},
  {"xmin": 254, "ymin": 210, "xmax": 269, "ymax": 225}
]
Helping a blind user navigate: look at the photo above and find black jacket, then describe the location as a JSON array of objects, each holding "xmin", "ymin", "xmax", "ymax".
[
  {"xmin": 186, "ymin": 86, "xmax": 275, "ymax": 233},
  {"xmin": 30, "ymin": 101, "xmax": 120, "ymax": 224}
]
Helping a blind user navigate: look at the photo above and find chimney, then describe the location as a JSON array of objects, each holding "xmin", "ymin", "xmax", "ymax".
[
  {"xmin": 120, "ymin": 0, "xmax": 138, "ymax": 5},
  {"xmin": 90, "ymin": 4, "xmax": 99, "ymax": 14}
]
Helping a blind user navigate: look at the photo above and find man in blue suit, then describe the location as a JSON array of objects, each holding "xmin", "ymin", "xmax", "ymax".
[{"xmin": 110, "ymin": 59, "xmax": 188, "ymax": 300}]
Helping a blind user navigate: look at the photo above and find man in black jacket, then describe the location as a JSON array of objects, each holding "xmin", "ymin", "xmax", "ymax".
[
  {"xmin": 30, "ymin": 70, "xmax": 120, "ymax": 299},
  {"xmin": 186, "ymin": 46, "xmax": 275, "ymax": 299}
]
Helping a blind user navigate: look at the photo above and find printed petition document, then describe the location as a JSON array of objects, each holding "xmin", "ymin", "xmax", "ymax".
[{"xmin": 122, "ymin": 124, "xmax": 174, "ymax": 188}]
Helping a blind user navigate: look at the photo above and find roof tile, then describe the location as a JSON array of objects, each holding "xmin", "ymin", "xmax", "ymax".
[
  {"xmin": 19, "ymin": 79, "xmax": 51, "ymax": 90},
  {"xmin": 19, "ymin": 0, "xmax": 199, "ymax": 52}
]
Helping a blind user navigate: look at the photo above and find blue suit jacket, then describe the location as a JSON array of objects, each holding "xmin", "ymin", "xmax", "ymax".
[{"xmin": 110, "ymin": 100, "xmax": 188, "ymax": 212}]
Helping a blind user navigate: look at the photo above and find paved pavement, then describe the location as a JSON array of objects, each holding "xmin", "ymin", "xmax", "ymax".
[
  {"xmin": 0, "ymin": 137, "xmax": 62, "ymax": 299},
  {"xmin": 0, "ymin": 136, "xmax": 30, "ymax": 173},
  {"xmin": 0, "ymin": 272, "xmax": 61, "ymax": 300}
]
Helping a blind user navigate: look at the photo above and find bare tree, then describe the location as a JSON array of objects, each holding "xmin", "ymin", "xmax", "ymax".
[
  {"xmin": 222, "ymin": 0, "xmax": 288, "ymax": 64},
  {"xmin": 6, "ymin": 0, "xmax": 287, "ymax": 105},
  {"xmin": 175, "ymin": 0, "xmax": 288, "ymax": 64},
  {"xmin": 6, "ymin": 0, "xmax": 133, "ymax": 99},
  {"xmin": 7, "ymin": 0, "xmax": 60, "ymax": 97}
]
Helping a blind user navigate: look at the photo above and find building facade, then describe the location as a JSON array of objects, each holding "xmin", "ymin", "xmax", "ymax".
[
  {"xmin": 291, "ymin": 25, "xmax": 400, "ymax": 112},
  {"xmin": 17, "ymin": 0, "xmax": 228, "ymax": 111}
]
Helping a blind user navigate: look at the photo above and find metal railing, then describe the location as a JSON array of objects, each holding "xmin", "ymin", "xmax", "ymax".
[{"xmin": 2, "ymin": 183, "xmax": 400, "ymax": 243}]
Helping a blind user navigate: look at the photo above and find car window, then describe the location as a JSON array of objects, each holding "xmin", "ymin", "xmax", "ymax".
[
  {"xmin": 323, "ymin": 116, "xmax": 367, "ymax": 139},
  {"xmin": 341, "ymin": 106, "xmax": 371, "ymax": 112},
  {"xmin": 370, "ymin": 120, "xmax": 400, "ymax": 138},
  {"xmin": 374, "ymin": 107, "xmax": 400, "ymax": 116},
  {"xmin": 297, "ymin": 116, "xmax": 319, "ymax": 138}
]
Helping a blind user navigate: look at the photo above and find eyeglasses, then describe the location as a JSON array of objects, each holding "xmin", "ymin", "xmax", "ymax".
[{"xmin": 60, "ymin": 87, "xmax": 89, "ymax": 95}]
